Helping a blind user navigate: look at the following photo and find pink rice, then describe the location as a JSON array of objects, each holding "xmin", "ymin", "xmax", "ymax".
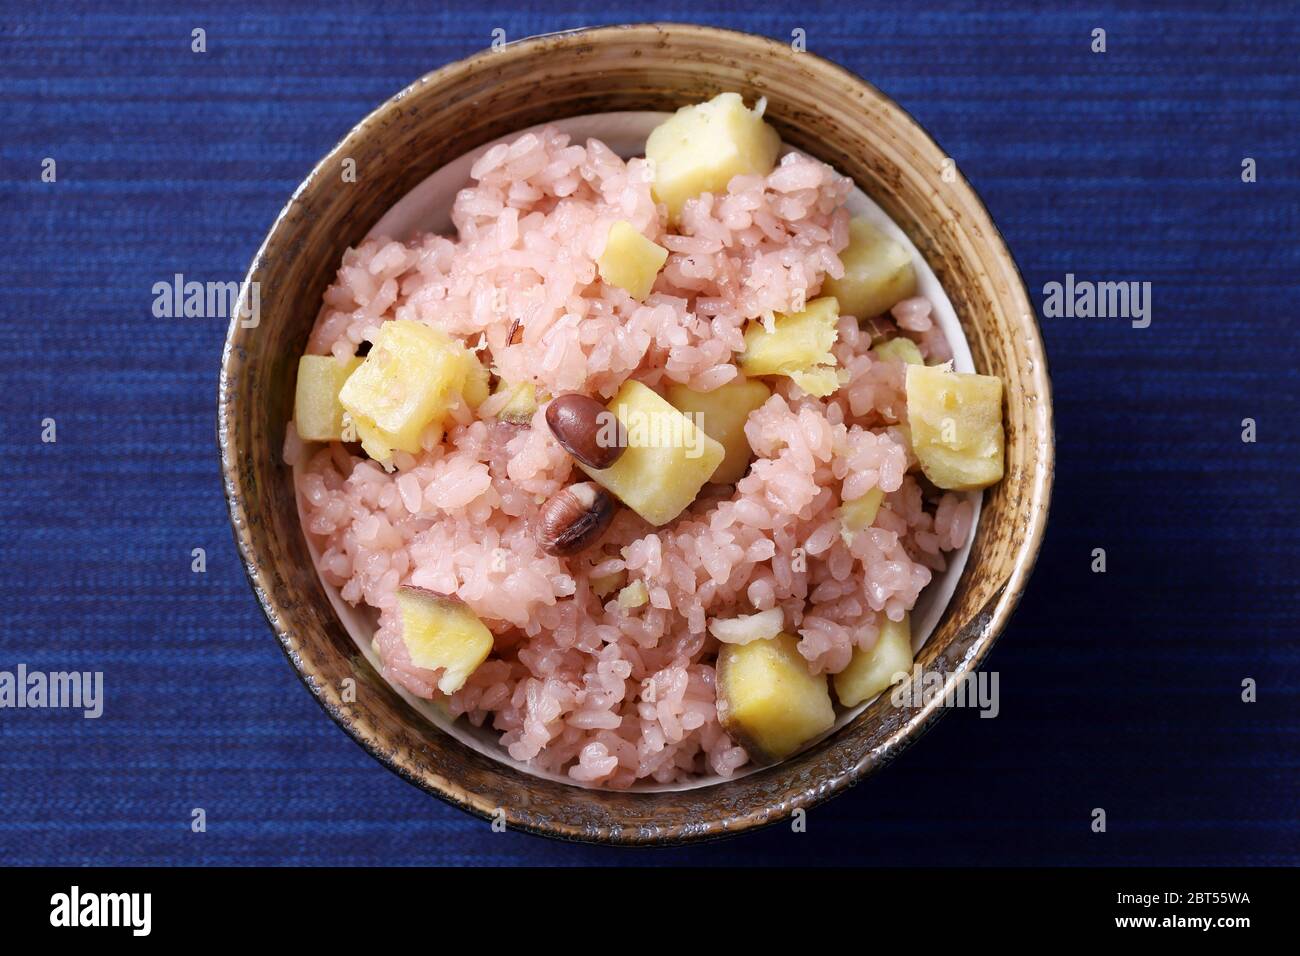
[{"xmin": 285, "ymin": 125, "xmax": 973, "ymax": 788}]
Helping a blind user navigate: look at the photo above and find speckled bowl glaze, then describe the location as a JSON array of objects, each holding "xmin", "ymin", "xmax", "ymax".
[{"xmin": 218, "ymin": 23, "xmax": 1053, "ymax": 844}]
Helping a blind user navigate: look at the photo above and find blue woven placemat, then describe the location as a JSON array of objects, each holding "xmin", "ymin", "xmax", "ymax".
[{"xmin": 1, "ymin": 0, "xmax": 1296, "ymax": 865}]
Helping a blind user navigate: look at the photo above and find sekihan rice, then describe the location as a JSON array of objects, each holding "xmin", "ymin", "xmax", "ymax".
[{"xmin": 285, "ymin": 124, "xmax": 974, "ymax": 787}]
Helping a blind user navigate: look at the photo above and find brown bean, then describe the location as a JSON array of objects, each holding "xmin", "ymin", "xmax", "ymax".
[
  {"xmin": 535, "ymin": 482, "xmax": 617, "ymax": 556},
  {"xmin": 545, "ymin": 393, "xmax": 625, "ymax": 469}
]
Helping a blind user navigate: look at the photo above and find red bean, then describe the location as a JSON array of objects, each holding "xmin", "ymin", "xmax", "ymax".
[
  {"xmin": 535, "ymin": 482, "xmax": 618, "ymax": 557},
  {"xmin": 546, "ymin": 393, "xmax": 625, "ymax": 469}
]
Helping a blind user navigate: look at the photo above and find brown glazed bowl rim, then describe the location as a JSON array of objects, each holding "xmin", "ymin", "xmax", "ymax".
[{"xmin": 219, "ymin": 23, "xmax": 1054, "ymax": 845}]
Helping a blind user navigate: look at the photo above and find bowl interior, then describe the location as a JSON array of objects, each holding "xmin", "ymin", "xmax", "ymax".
[
  {"xmin": 298, "ymin": 110, "xmax": 983, "ymax": 792},
  {"xmin": 219, "ymin": 23, "xmax": 1052, "ymax": 843}
]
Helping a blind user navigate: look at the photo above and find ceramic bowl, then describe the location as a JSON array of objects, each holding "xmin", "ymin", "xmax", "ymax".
[{"xmin": 218, "ymin": 22, "xmax": 1054, "ymax": 844}]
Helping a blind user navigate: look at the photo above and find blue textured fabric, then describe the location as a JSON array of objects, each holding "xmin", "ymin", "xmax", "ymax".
[{"xmin": 0, "ymin": 0, "xmax": 1296, "ymax": 866}]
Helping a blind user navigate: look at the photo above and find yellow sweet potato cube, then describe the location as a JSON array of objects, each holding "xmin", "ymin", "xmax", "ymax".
[
  {"xmin": 906, "ymin": 363, "xmax": 1005, "ymax": 490},
  {"xmin": 338, "ymin": 320, "xmax": 473, "ymax": 460},
  {"xmin": 396, "ymin": 587, "xmax": 494, "ymax": 695},
  {"xmin": 492, "ymin": 380, "xmax": 541, "ymax": 425},
  {"xmin": 590, "ymin": 569, "xmax": 626, "ymax": 600},
  {"xmin": 716, "ymin": 632, "xmax": 836, "ymax": 765},
  {"xmin": 822, "ymin": 218, "xmax": 917, "ymax": 320},
  {"xmin": 833, "ymin": 613, "xmax": 914, "ymax": 707},
  {"xmin": 461, "ymin": 350, "xmax": 489, "ymax": 410},
  {"xmin": 597, "ymin": 221, "xmax": 668, "ymax": 301},
  {"xmin": 666, "ymin": 377, "xmax": 771, "ymax": 484},
  {"xmin": 839, "ymin": 487, "xmax": 885, "ymax": 542},
  {"xmin": 646, "ymin": 92, "xmax": 781, "ymax": 222},
  {"xmin": 578, "ymin": 380, "xmax": 724, "ymax": 526},
  {"xmin": 872, "ymin": 336, "xmax": 924, "ymax": 367},
  {"xmin": 739, "ymin": 296, "xmax": 841, "ymax": 396},
  {"xmin": 616, "ymin": 580, "xmax": 649, "ymax": 609},
  {"xmin": 294, "ymin": 354, "xmax": 362, "ymax": 442}
]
